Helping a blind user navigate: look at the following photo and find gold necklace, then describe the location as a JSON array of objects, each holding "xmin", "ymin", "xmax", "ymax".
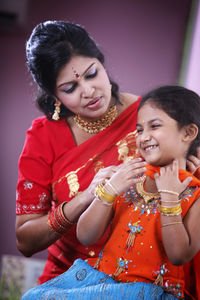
[
  {"xmin": 135, "ymin": 176, "xmax": 160, "ymax": 203},
  {"xmin": 73, "ymin": 105, "xmax": 117, "ymax": 134}
]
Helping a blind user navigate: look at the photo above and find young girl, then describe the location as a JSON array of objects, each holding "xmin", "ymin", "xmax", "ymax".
[{"xmin": 22, "ymin": 86, "xmax": 200, "ymax": 300}]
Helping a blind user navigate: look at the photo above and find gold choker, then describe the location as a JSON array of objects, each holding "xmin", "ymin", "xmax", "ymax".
[
  {"xmin": 135, "ymin": 176, "xmax": 160, "ymax": 203},
  {"xmin": 73, "ymin": 105, "xmax": 117, "ymax": 134}
]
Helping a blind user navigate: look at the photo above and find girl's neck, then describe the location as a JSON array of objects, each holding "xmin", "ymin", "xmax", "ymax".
[{"xmin": 143, "ymin": 175, "xmax": 158, "ymax": 193}]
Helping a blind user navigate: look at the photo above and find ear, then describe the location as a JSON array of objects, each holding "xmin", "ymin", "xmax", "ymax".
[{"xmin": 182, "ymin": 124, "xmax": 198, "ymax": 143}]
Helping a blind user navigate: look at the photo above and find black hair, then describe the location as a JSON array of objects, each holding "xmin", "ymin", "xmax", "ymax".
[
  {"xmin": 138, "ymin": 85, "xmax": 200, "ymax": 157},
  {"xmin": 26, "ymin": 20, "xmax": 119, "ymax": 119}
]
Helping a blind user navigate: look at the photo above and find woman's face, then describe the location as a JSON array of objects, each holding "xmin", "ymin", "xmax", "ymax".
[{"xmin": 55, "ymin": 55, "xmax": 112, "ymax": 120}]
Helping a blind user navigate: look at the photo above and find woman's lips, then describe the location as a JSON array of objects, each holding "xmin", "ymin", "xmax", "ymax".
[{"xmin": 86, "ymin": 97, "xmax": 102, "ymax": 109}]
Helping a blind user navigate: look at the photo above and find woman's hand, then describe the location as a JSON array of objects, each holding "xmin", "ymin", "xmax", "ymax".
[
  {"xmin": 108, "ymin": 158, "xmax": 146, "ymax": 195},
  {"xmin": 154, "ymin": 159, "xmax": 192, "ymax": 195},
  {"xmin": 187, "ymin": 147, "xmax": 200, "ymax": 179},
  {"xmin": 86, "ymin": 165, "xmax": 118, "ymax": 197}
]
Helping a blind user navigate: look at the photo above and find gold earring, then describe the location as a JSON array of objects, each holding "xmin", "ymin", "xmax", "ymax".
[{"xmin": 52, "ymin": 101, "xmax": 61, "ymax": 121}]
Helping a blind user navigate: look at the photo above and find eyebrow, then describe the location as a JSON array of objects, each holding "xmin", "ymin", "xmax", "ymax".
[{"xmin": 57, "ymin": 62, "xmax": 96, "ymax": 88}]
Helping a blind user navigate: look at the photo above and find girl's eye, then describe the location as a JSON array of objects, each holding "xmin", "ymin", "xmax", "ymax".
[
  {"xmin": 86, "ymin": 68, "xmax": 97, "ymax": 79},
  {"xmin": 151, "ymin": 124, "xmax": 161, "ymax": 129}
]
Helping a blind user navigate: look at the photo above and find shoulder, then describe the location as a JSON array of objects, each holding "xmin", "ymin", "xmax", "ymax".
[
  {"xmin": 120, "ymin": 92, "xmax": 140, "ymax": 106},
  {"xmin": 28, "ymin": 116, "xmax": 66, "ymax": 136},
  {"xmin": 117, "ymin": 92, "xmax": 141, "ymax": 114}
]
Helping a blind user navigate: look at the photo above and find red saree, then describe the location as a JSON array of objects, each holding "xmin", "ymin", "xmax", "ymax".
[{"xmin": 16, "ymin": 96, "xmax": 140, "ymax": 283}]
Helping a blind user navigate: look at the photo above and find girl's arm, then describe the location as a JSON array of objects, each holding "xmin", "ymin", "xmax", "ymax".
[
  {"xmin": 155, "ymin": 160, "xmax": 200, "ymax": 265},
  {"xmin": 77, "ymin": 158, "xmax": 146, "ymax": 246}
]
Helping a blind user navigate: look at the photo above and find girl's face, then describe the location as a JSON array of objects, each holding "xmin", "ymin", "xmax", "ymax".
[
  {"xmin": 136, "ymin": 102, "xmax": 188, "ymax": 168},
  {"xmin": 55, "ymin": 55, "xmax": 112, "ymax": 120}
]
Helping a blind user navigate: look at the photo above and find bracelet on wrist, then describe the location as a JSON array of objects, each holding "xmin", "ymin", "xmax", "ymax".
[
  {"xmin": 159, "ymin": 204, "xmax": 182, "ymax": 217},
  {"xmin": 96, "ymin": 183, "xmax": 116, "ymax": 203},
  {"xmin": 161, "ymin": 221, "xmax": 183, "ymax": 227},
  {"xmin": 158, "ymin": 189, "xmax": 179, "ymax": 196},
  {"xmin": 47, "ymin": 202, "xmax": 75, "ymax": 235},
  {"xmin": 95, "ymin": 194, "xmax": 114, "ymax": 206},
  {"xmin": 105, "ymin": 180, "xmax": 120, "ymax": 196}
]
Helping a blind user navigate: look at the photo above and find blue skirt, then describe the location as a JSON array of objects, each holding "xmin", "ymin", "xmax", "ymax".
[{"xmin": 22, "ymin": 259, "xmax": 179, "ymax": 300}]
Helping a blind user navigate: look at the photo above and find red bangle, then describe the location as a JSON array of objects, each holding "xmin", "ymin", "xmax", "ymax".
[{"xmin": 47, "ymin": 202, "xmax": 75, "ymax": 235}]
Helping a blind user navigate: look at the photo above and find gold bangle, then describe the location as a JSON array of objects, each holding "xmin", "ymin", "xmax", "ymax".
[
  {"xmin": 105, "ymin": 181, "xmax": 119, "ymax": 196},
  {"xmin": 162, "ymin": 221, "xmax": 183, "ymax": 227},
  {"xmin": 160, "ymin": 211, "xmax": 182, "ymax": 217},
  {"xmin": 158, "ymin": 189, "xmax": 179, "ymax": 196},
  {"xmin": 96, "ymin": 184, "xmax": 116, "ymax": 203},
  {"xmin": 159, "ymin": 205, "xmax": 181, "ymax": 214},
  {"xmin": 95, "ymin": 195, "xmax": 114, "ymax": 206},
  {"xmin": 161, "ymin": 200, "xmax": 181, "ymax": 204}
]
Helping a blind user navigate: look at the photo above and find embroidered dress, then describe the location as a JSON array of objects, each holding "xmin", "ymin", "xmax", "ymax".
[
  {"xmin": 87, "ymin": 167, "xmax": 200, "ymax": 299},
  {"xmin": 16, "ymin": 95, "xmax": 140, "ymax": 284}
]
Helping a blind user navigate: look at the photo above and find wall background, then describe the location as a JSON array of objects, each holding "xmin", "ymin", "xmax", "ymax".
[{"xmin": 0, "ymin": 0, "xmax": 195, "ymax": 266}]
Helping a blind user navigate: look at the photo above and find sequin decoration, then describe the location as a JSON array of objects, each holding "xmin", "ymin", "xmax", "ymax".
[
  {"xmin": 126, "ymin": 221, "xmax": 144, "ymax": 250},
  {"xmin": 123, "ymin": 186, "xmax": 160, "ymax": 215},
  {"xmin": 113, "ymin": 257, "xmax": 132, "ymax": 278},
  {"xmin": 153, "ymin": 263, "xmax": 169, "ymax": 286}
]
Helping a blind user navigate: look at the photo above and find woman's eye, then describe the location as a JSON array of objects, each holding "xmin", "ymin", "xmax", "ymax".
[
  {"xmin": 63, "ymin": 84, "xmax": 76, "ymax": 94},
  {"xmin": 86, "ymin": 68, "xmax": 97, "ymax": 79},
  {"xmin": 136, "ymin": 128, "xmax": 143, "ymax": 134}
]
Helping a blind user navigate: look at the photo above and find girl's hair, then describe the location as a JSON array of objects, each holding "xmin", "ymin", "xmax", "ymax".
[
  {"xmin": 138, "ymin": 85, "xmax": 200, "ymax": 157},
  {"xmin": 26, "ymin": 20, "xmax": 119, "ymax": 119}
]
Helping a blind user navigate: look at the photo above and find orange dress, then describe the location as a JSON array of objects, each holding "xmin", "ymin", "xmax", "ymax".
[{"xmin": 87, "ymin": 168, "xmax": 200, "ymax": 299}]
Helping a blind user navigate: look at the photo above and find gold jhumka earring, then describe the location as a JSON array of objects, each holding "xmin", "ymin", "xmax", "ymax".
[{"xmin": 52, "ymin": 101, "xmax": 61, "ymax": 121}]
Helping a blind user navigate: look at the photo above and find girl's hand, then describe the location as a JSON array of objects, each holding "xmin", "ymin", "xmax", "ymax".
[
  {"xmin": 108, "ymin": 158, "xmax": 146, "ymax": 195},
  {"xmin": 154, "ymin": 160, "xmax": 192, "ymax": 195},
  {"xmin": 87, "ymin": 165, "xmax": 118, "ymax": 196},
  {"xmin": 187, "ymin": 147, "xmax": 200, "ymax": 179}
]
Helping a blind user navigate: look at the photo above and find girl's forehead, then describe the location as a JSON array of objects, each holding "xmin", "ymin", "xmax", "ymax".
[{"xmin": 137, "ymin": 102, "xmax": 171, "ymax": 123}]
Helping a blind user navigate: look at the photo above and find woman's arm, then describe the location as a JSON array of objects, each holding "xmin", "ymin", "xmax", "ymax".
[
  {"xmin": 16, "ymin": 166, "xmax": 117, "ymax": 257},
  {"xmin": 77, "ymin": 158, "xmax": 147, "ymax": 246},
  {"xmin": 155, "ymin": 160, "xmax": 200, "ymax": 265},
  {"xmin": 16, "ymin": 190, "xmax": 94, "ymax": 257}
]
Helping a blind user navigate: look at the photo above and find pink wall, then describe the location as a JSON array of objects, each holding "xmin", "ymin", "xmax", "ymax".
[
  {"xmin": 0, "ymin": 0, "xmax": 191, "ymax": 261},
  {"xmin": 185, "ymin": 0, "xmax": 200, "ymax": 94}
]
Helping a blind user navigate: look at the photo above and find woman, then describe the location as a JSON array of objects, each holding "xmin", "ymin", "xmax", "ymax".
[
  {"xmin": 16, "ymin": 20, "xmax": 200, "ymax": 286},
  {"xmin": 15, "ymin": 20, "xmax": 141, "ymax": 284}
]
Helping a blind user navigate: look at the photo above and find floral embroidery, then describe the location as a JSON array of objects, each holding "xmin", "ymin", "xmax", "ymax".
[
  {"xmin": 126, "ymin": 221, "xmax": 144, "ymax": 250},
  {"xmin": 164, "ymin": 282, "xmax": 183, "ymax": 299},
  {"xmin": 153, "ymin": 263, "xmax": 169, "ymax": 286},
  {"xmin": 39, "ymin": 192, "xmax": 48, "ymax": 202},
  {"xmin": 23, "ymin": 181, "xmax": 33, "ymax": 190},
  {"xmin": 179, "ymin": 186, "xmax": 198, "ymax": 202},
  {"xmin": 113, "ymin": 257, "xmax": 132, "ymax": 278},
  {"xmin": 94, "ymin": 250, "xmax": 104, "ymax": 269},
  {"xmin": 123, "ymin": 186, "xmax": 159, "ymax": 215}
]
